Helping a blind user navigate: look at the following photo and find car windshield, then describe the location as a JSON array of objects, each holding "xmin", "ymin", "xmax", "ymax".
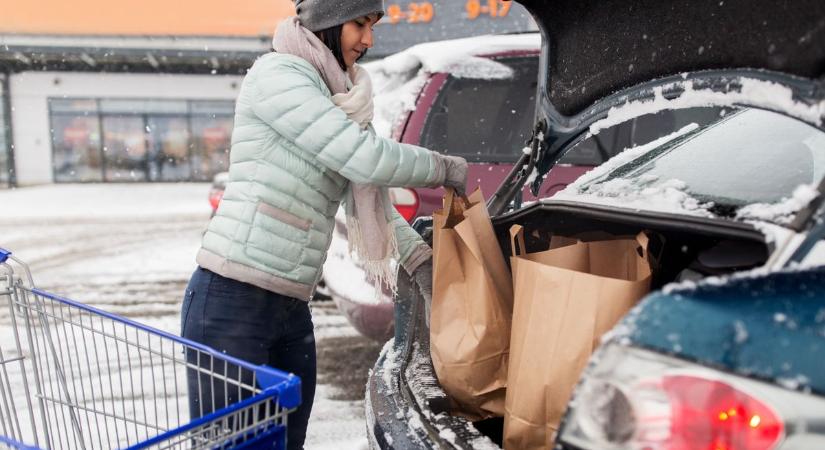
[{"xmin": 578, "ymin": 108, "xmax": 825, "ymax": 220}]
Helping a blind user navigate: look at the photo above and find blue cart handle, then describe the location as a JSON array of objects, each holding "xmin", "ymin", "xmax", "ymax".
[{"xmin": 0, "ymin": 248, "xmax": 10, "ymax": 264}]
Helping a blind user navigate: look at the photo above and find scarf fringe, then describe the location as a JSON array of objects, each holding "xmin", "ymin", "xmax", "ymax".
[{"xmin": 346, "ymin": 213, "xmax": 400, "ymax": 299}]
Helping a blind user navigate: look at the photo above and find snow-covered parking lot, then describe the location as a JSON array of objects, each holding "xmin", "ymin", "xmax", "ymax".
[{"xmin": 0, "ymin": 183, "xmax": 381, "ymax": 449}]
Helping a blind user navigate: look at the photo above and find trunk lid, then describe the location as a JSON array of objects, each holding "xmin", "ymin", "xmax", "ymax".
[{"xmin": 489, "ymin": 0, "xmax": 825, "ymax": 215}]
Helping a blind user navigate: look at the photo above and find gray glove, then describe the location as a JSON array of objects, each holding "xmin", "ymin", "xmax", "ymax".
[
  {"xmin": 441, "ymin": 155, "xmax": 468, "ymax": 196},
  {"xmin": 412, "ymin": 258, "xmax": 433, "ymax": 327}
]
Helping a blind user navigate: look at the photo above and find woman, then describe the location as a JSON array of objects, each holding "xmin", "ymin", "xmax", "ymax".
[{"xmin": 180, "ymin": 0, "xmax": 467, "ymax": 447}]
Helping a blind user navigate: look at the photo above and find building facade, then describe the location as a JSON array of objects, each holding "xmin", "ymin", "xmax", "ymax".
[
  {"xmin": 14, "ymin": 70, "xmax": 242, "ymax": 184},
  {"xmin": 0, "ymin": 0, "xmax": 534, "ymax": 187}
]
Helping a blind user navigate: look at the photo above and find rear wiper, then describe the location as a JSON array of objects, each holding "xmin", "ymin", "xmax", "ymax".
[{"xmin": 487, "ymin": 119, "xmax": 547, "ymax": 216}]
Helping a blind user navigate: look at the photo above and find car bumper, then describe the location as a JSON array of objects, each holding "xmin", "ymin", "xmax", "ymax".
[
  {"xmin": 365, "ymin": 274, "xmax": 498, "ymax": 449},
  {"xmin": 330, "ymin": 290, "xmax": 394, "ymax": 342}
]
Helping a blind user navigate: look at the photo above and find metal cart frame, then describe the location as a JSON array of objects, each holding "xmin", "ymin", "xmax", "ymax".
[{"xmin": 0, "ymin": 248, "xmax": 301, "ymax": 450}]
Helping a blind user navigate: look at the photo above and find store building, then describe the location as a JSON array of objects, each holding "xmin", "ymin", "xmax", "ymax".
[{"xmin": 0, "ymin": 0, "xmax": 534, "ymax": 187}]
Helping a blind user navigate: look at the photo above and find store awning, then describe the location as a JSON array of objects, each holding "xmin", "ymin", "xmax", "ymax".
[{"xmin": 0, "ymin": 34, "xmax": 271, "ymax": 74}]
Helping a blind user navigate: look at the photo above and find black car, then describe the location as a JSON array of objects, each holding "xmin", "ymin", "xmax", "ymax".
[{"xmin": 366, "ymin": 0, "xmax": 825, "ymax": 448}]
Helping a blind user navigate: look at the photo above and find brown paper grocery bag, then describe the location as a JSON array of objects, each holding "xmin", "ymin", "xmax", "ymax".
[
  {"xmin": 503, "ymin": 225, "xmax": 651, "ymax": 450},
  {"xmin": 430, "ymin": 188, "xmax": 514, "ymax": 419}
]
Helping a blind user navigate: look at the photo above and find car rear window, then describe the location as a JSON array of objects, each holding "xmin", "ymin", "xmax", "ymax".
[
  {"xmin": 557, "ymin": 106, "xmax": 727, "ymax": 165},
  {"xmin": 419, "ymin": 56, "xmax": 538, "ymax": 163}
]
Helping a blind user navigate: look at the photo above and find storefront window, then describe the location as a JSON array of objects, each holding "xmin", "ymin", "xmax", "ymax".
[
  {"xmin": 102, "ymin": 115, "xmax": 149, "ymax": 181},
  {"xmin": 147, "ymin": 116, "xmax": 191, "ymax": 181},
  {"xmin": 52, "ymin": 114, "xmax": 104, "ymax": 182},
  {"xmin": 100, "ymin": 98, "xmax": 188, "ymax": 115},
  {"xmin": 49, "ymin": 98, "xmax": 234, "ymax": 182},
  {"xmin": 190, "ymin": 116, "xmax": 232, "ymax": 181},
  {"xmin": 190, "ymin": 100, "xmax": 234, "ymax": 181},
  {"xmin": 50, "ymin": 99, "xmax": 103, "ymax": 182}
]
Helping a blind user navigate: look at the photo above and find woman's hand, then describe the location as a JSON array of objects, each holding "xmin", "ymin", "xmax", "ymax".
[{"xmin": 440, "ymin": 155, "xmax": 468, "ymax": 196}]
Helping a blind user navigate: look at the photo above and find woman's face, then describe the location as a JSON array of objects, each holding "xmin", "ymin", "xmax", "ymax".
[{"xmin": 340, "ymin": 14, "xmax": 379, "ymax": 68}]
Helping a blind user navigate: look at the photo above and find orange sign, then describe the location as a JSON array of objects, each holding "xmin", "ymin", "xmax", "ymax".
[
  {"xmin": 0, "ymin": 0, "xmax": 296, "ymax": 37},
  {"xmin": 386, "ymin": 2, "xmax": 435, "ymax": 24},
  {"xmin": 465, "ymin": 0, "xmax": 512, "ymax": 20},
  {"xmin": 383, "ymin": 0, "xmax": 513, "ymax": 25}
]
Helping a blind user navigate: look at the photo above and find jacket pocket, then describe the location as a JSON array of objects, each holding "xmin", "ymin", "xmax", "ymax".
[
  {"xmin": 256, "ymin": 202, "xmax": 311, "ymax": 232},
  {"xmin": 244, "ymin": 202, "xmax": 311, "ymax": 273}
]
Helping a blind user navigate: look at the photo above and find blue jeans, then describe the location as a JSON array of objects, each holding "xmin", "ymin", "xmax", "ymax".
[{"xmin": 181, "ymin": 267, "xmax": 316, "ymax": 450}]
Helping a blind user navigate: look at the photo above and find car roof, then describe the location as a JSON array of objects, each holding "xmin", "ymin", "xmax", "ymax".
[
  {"xmin": 364, "ymin": 32, "xmax": 540, "ymax": 79},
  {"xmin": 518, "ymin": 0, "xmax": 825, "ymax": 117}
]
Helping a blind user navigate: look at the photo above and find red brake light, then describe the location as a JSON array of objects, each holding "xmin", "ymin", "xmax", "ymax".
[
  {"xmin": 637, "ymin": 375, "xmax": 784, "ymax": 450},
  {"xmin": 560, "ymin": 346, "xmax": 817, "ymax": 450},
  {"xmin": 208, "ymin": 189, "xmax": 223, "ymax": 211},
  {"xmin": 389, "ymin": 188, "xmax": 419, "ymax": 223}
]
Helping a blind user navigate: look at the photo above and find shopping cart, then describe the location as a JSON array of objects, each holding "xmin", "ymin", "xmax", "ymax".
[{"xmin": 0, "ymin": 248, "xmax": 301, "ymax": 450}]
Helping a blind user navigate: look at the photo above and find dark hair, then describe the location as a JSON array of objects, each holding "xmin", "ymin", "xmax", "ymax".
[{"xmin": 316, "ymin": 24, "xmax": 368, "ymax": 71}]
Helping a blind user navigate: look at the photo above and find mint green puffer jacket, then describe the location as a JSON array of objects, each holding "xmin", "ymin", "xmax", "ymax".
[{"xmin": 196, "ymin": 52, "xmax": 446, "ymax": 301}]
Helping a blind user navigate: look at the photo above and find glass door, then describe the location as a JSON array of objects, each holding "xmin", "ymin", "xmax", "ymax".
[
  {"xmin": 190, "ymin": 115, "xmax": 232, "ymax": 181},
  {"xmin": 147, "ymin": 116, "xmax": 191, "ymax": 181},
  {"xmin": 51, "ymin": 114, "xmax": 104, "ymax": 182},
  {"xmin": 102, "ymin": 115, "xmax": 148, "ymax": 181}
]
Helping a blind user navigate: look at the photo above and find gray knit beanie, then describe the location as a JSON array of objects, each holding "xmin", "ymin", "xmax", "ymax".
[{"xmin": 295, "ymin": 0, "xmax": 385, "ymax": 32}]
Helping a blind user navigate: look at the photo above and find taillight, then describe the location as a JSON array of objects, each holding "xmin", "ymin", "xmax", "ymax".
[
  {"xmin": 560, "ymin": 345, "xmax": 825, "ymax": 450},
  {"xmin": 389, "ymin": 187, "xmax": 419, "ymax": 223},
  {"xmin": 208, "ymin": 189, "xmax": 223, "ymax": 211},
  {"xmin": 634, "ymin": 375, "xmax": 783, "ymax": 450}
]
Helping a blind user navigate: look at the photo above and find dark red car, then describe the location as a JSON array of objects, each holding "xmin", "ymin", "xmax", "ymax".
[{"xmin": 324, "ymin": 34, "xmax": 615, "ymax": 341}]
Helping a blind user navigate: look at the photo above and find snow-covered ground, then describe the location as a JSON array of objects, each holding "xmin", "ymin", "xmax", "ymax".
[{"xmin": 0, "ymin": 183, "xmax": 375, "ymax": 449}]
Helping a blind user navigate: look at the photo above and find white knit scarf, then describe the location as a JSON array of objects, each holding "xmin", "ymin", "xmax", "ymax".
[{"xmin": 272, "ymin": 17, "xmax": 400, "ymax": 295}]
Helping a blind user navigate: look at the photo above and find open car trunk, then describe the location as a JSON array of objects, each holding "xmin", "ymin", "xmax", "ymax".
[
  {"xmin": 368, "ymin": 200, "xmax": 771, "ymax": 448},
  {"xmin": 366, "ymin": 0, "xmax": 825, "ymax": 447},
  {"xmin": 493, "ymin": 201, "xmax": 769, "ymax": 288}
]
